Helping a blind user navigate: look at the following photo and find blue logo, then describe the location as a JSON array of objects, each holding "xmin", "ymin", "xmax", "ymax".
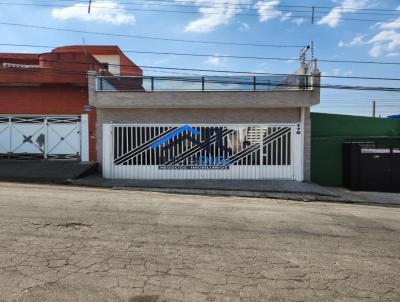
[
  {"xmin": 150, "ymin": 125, "xmax": 199, "ymax": 149},
  {"xmin": 149, "ymin": 124, "xmax": 232, "ymax": 168}
]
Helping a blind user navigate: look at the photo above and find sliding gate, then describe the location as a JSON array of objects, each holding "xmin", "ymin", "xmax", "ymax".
[
  {"xmin": 103, "ymin": 124, "xmax": 303, "ymax": 180},
  {"xmin": 0, "ymin": 115, "xmax": 89, "ymax": 161}
]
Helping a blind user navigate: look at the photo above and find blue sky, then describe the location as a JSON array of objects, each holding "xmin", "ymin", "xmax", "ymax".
[{"xmin": 0, "ymin": 0, "xmax": 400, "ymax": 117}]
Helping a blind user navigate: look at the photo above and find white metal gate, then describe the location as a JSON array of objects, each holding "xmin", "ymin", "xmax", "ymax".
[
  {"xmin": 0, "ymin": 115, "xmax": 89, "ymax": 160},
  {"xmin": 103, "ymin": 124, "xmax": 303, "ymax": 180}
]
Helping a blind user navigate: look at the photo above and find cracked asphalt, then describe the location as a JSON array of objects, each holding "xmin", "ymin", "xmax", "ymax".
[{"xmin": 0, "ymin": 182, "xmax": 399, "ymax": 302}]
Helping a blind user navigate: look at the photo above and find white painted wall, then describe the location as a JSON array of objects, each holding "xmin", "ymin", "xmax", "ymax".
[{"xmin": 80, "ymin": 114, "xmax": 89, "ymax": 161}]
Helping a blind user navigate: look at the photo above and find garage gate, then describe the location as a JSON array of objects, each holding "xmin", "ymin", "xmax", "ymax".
[
  {"xmin": 103, "ymin": 124, "xmax": 303, "ymax": 180},
  {"xmin": 0, "ymin": 115, "xmax": 89, "ymax": 161}
]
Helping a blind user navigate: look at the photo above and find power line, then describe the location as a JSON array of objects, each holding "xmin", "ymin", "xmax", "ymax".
[
  {"xmin": 0, "ymin": 22, "xmax": 305, "ymax": 48},
  {"xmin": 3, "ymin": 42, "xmax": 400, "ymax": 68},
  {"xmin": 49, "ymin": 0, "xmax": 400, "ymax": 13},
  {"xmin": 140, "ymin": 65, "xmax": 400, "ymax": 82},
  {"xmin": 0, "ymin": 2, "xmax": 398, "ymax": 23},
  {"xmin": 3, "ymin": 55, "xmax": 400, "ymax": 84},
  {"xmin": 26, "ymin": 0, "xmax": 400, "ymax": 17},
  {"xmin": 54, "ymin": 0, "xmax": 400, "ymax": 17},
  {"xmin": 2, "ymin": 42, "xmax": 400, "ymax": 84},
  {"xmin": 4, "ymin": 65, "xmax": 400, "ymax": 92},
  {"xmin": 110, "ymin": 50, "xmax": 400, "ymax": 67},
  {"xmin": 0, "ymin": 2, "xmax": 312, "ymax": 18}
]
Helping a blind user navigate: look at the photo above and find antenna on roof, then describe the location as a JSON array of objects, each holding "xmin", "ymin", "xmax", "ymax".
[
  {"xmin": 299, "ymin": 45, "xmax": 310, "ymax": 75},
  {"xmin": 88, "ymin": 0, "xmax": 92, "ymax": 14},
  {"xmin": 299, "ymin": 45, "xmax": 310, "ymax": 66},
  {"xmin": 311, "ymin": 41, "xmax": 314, "ymax": 59}
]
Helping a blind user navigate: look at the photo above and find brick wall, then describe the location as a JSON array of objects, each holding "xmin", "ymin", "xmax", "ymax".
[{"xmin": 0, "ymin": 85, "xmax": 97, "ymax": 161}]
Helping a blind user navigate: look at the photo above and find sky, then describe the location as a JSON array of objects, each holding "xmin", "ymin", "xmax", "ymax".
[{"xmin": 0, "ymin": 0, "xmax": 400, "ymax": 117}]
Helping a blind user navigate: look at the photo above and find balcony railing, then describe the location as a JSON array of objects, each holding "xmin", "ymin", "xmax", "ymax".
[{"xmin": 95, "ymin": 75, "xmax": 311, "ymax": 92}]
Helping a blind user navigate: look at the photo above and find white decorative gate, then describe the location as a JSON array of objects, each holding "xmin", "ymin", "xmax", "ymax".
[
  {"xmin": 0, "ymin": 115, "xmax": 89, "ymax": 160},
  {"xmin": 103, "ymin": 124, "xmax": 303, "ymax": 180}
]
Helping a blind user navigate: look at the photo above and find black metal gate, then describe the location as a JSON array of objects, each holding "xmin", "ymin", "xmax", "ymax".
[{"xmin": 343, "ymin": 143, "xmax": 400, "ymax": 192}]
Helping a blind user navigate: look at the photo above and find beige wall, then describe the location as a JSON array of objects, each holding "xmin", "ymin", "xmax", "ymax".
[{"xmin": 95, "ymin": 107, "xmax": 311, "ymax": 181}]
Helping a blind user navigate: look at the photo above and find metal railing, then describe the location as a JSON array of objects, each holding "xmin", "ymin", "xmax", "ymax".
[{"xmin": 95, "ymin": 75, "xmax": 311, "ymax": 92}]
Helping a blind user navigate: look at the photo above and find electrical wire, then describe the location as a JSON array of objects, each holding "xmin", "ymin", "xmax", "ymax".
[
  {"xmin": 24, "ymin": 0, "xmax": 400, "ymax": 14},
  {"xmin": 2, "ymin": 54, "xmax": 400, "ymax": 82},
  {"xmin": 2, "ymin": 42, "xmax": 400, "ymax": 68},
  {"xmin": 0, "ymin": 22, "xmax": 306, "ymax": 48},
  {"xmin": 0, "ymin": 2, "xmax": 398, "ymax": 23},
  {"xmin": 49, "ymin": 0, "xmax": 400, "ymax": 17},
  {"xmin": 3, "ymin": 64, "xmax": 400, "ymax": 93}
]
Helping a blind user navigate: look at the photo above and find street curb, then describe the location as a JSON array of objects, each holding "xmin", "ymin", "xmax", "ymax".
[
  {"xmin": 64, "ymin": 180, "xmax": 400, "ymax": 207},
  {"xmin": 65, "ymin": 180, "xmax": 355, "ymax": 203},
  {"xmin": 90, "ymin": 185, "xmax": 400, "ymax": 207}
]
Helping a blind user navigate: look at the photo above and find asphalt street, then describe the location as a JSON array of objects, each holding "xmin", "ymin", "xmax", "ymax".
[{"xmin": 0, "ymin": 182, "xmax": 399, "ymax": 302}]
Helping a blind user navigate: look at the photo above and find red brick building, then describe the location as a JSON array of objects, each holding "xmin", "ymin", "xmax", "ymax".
[{"xmin": 0, "ymin": 46, "xmax": 142, "ymax": 161}]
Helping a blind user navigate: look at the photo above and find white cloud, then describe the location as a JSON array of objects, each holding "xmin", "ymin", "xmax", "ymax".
[
  {"xmin": 254, "ymin": 1, "xmax": 304, "ymax": 25},
  {"xmin": 318, "ymin": 0, "xmax": 369, "ymax": 27},
  {"xmin": 330, "ymin": 68, "xmax": 353, "ymax": 76},
  {"xmin": 338, "ymin": 34, "xmax": 366, "ymax": 47},
  {"xmin": 333, "ymin": 68, "xmax": 340, "ymax": 76},
  {"xmin": 369, "ymin": 43, "xmax": 384, "ymax": 57},
  {"xmin": 367, "ymin": 30, "xmax": 400, "ymax": 57},
  {"xmin": 179, "ymin": 0, "xmax": 251, "ymax": 33},
  {"xmin": 379, "ymin": 18, "xmax": 400, "ymax": 30},
  {"xmin": 342, "ymin": 70, "xmax": 353, "ymax": 76},
  {"xmin": 280, "ymin": 12, "xmax": 292, "ymax": 21},
  {"xmin": 387, "ymin": 52, "xmax": 400, "ymax": 57},
  {"xmin": 255, "ymin": 0, "xmax": 281, "ymax": 22},
  {"xmin": 376, "ymin": 3, "xmax": 400, "ymax": 30},
  {"xmin": 363, "ymin": 4, "xmax": 400, "ymax": 58},
  {"xmin": 238, "ymin": 22, "xmax": 250, "ymax": 32},
  {"xmin": 52, "ymin": 0, "xmax": 135, "ymax": 25},
  {"xmin": 292, "ymin": 18, "xmax": 305, "ymax": 25},
  {"xmin": 253, "ymin": 62, "xmax": 270, "ymax": 73},
  {"xmin": 177, "ymin": 0, "xmax": 303, "ymax": 32},
  {"xmin": 204, "ymin": 54, "xmax": 227, "ymax": 67}
]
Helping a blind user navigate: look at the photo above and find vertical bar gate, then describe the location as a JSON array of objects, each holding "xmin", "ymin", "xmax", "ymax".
[{"xmin": 103, "ymin": 124, "xmax": 303, "ymax": 180}]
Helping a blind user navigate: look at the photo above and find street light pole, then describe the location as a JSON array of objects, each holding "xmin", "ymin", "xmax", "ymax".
[{"xmin": 372, "ymin": 100, "xmax": 376, "ymax": 118}]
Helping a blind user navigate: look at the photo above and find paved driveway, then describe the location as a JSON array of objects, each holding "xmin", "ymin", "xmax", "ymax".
[{"xmin": 0, "ymin": 182, "xmax": 399, "ymax": 302}]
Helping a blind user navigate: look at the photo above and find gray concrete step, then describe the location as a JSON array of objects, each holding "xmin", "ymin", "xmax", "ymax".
[{"xmin": 70, "ymin": 173, "xmax": 343, "ymax": 202}]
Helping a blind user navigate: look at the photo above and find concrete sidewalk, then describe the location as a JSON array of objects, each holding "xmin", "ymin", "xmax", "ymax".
[
  {"xmin": 0, "ymin": 160, "xmax": 97, "ymax": 182},
  {"xmin": 69, "ymin": 174, "xmax": 400, "ymax": 206},
  {"xmin": 328, "ymin": 187, "xmax": 400, "ymax": 206},
  {"xmin": 69, "ymin": 173, "xmax": 343, "ymax": 202}
]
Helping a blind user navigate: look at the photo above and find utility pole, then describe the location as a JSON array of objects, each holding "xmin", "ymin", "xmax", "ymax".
[
  {"xmin": 372, "ymin": 100, "xmax": 376, "ymax": 117},
  {"xmin": 311, "ymin": 6, "xmax": 315, "ymax": 24},
  {"xmin": 88, "ymin": 0, "xmax": 92, "ymax": 14}
]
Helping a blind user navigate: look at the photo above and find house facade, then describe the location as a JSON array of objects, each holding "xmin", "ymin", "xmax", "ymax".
[
  {"xmin": 0, "ymin": 46, "xmax": 142, "ymax": 161},
  {"xmin": 89, "ymin": 60, "xmax": 320, "ymax": 181},
  {"xmin": 1, "ymin": 45, "xmax": 320, "ymax": 182}
]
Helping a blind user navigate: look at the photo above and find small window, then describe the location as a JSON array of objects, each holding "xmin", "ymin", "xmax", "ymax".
[{"xmin": 100, "ymin": 62, "xmax": 109, "ymax": 70}]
